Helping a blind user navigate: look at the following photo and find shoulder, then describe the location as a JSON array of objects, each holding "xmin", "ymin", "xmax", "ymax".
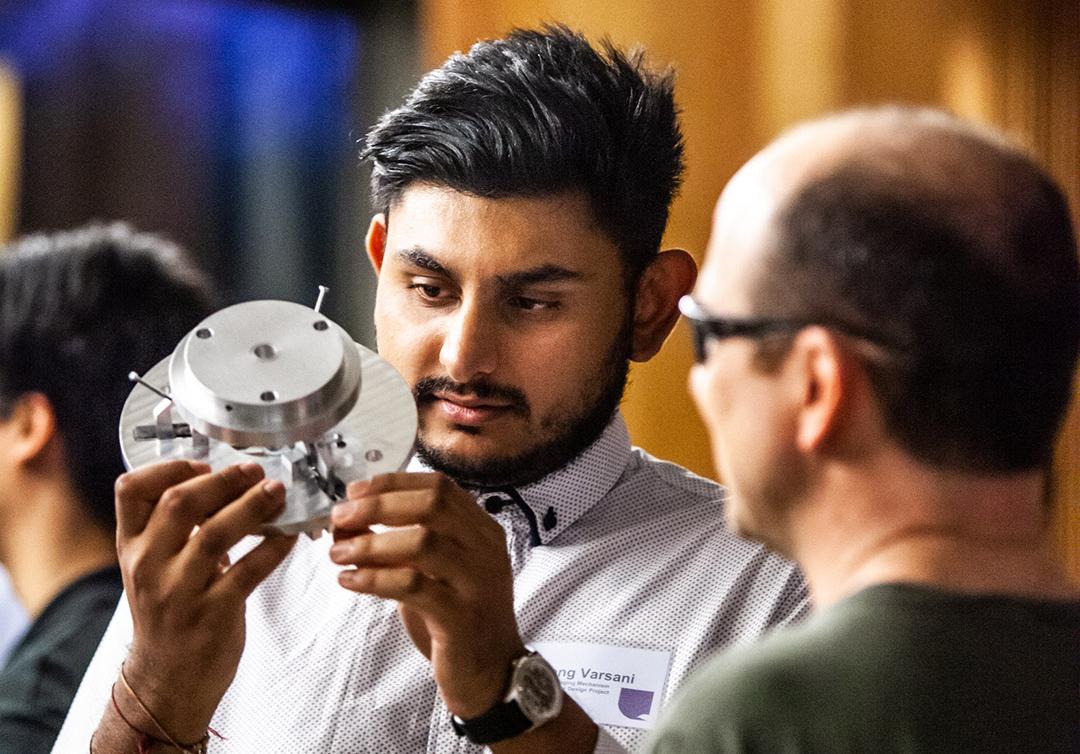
[
  {"xmin": 573, "ymin": 448, "xmax": 809, "ymax": 624},
  {"xmin": 653, "ymin": 585, "xmax": 1012, "ymax": 726},
  {"xmin": 681, "ymin": 613, "xmax": 837, "ymax": 701},
  {"xmin": 624, "ymin": 446, "xmax": 726, "ymax": 508},
  {"xmin": 579, "ymin": 447, "xmax": 755, "ymax": 562},
  {"xmin": 615, "ymin": 449, "xmax": 803, "ymax": 581},
  {"xmin": 0, "ymin": 567, "xmax": 122, "ymax": 709},
  {"xmin": 643, "ymin": 625, "xmax": 818, "ymax": 753},
  {"xmin": 39, "ymin": 567, "xmax": 124, "ymax": 645},
  {"xmin": 644, "ymin": 605, "xmax": 865, "ymax": 753},
  {"xmin": 595, "ymin": 447, "xmax": 727, "ymax": 534}
]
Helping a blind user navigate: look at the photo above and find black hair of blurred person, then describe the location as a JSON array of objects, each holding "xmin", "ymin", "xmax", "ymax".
[
  {"xmin": 753, "ymin": 108, "xmax": 1080, "ymax": 474},
  {"xmin": 361, "ymin": 24, "xmax": 684, "ymax": 287},
  {"xmin": 0, "ymin": 222, "xmax": 218, "ymax": 531}
]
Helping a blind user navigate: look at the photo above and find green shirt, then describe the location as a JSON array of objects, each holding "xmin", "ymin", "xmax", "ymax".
[
  {"xmin": 0, "ymin": 565, "xmax": 122, "ymax": 754},
  {"xmin": 644, "ymin": 583, "xmax": 1080, "ymax": 754}
]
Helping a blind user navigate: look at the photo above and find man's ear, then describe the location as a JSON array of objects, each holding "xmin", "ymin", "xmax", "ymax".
[
  {"xmin": 0, "ymin": 393, "xmax": 58, "ymax": 466},
  {"xmin": 790, "ymin": 328, "xmax": 850, "ymax": 454},
  {"xmin": 365, "ymin": 213, "xmax": 388, "ymax": 274},
  {"xmin": 630, "ymin": 248, "xmax": 698, "ymax": 362}
]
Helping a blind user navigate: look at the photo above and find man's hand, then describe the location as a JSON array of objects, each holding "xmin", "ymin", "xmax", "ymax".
[
  {"xmin": 329, "ymin": 472, "xmax": 525, "ymax": 718},
  {"xmin": 113, "ymin": 460, "xmax": 296, "ymax": 743}
]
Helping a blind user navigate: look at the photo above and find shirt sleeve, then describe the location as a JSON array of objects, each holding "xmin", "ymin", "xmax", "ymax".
[{"xmin": 49, "ymin": 592, "xmax": 132, "ymax": 754}]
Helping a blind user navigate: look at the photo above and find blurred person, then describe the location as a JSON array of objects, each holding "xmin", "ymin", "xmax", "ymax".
[
  {"xmin": 645, "ymin": 107, "xmax": 1080, "ymax": 753},
  {"xmin": 64, "ymin": 26, "xmax": 807, "ymax": 754},
  {"xmin": 0, "ymin": 223, "xmax": 217, "ymax": 753}
]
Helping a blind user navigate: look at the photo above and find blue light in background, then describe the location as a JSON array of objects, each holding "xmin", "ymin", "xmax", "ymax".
[{"xmin": 0, "ymin": 0, "xmax": 361, "ymax": 305}]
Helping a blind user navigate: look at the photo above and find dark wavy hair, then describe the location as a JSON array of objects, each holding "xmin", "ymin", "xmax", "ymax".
[{"xmin": 362, "ymin": 24, "xmax": 684, "ymax": 283}]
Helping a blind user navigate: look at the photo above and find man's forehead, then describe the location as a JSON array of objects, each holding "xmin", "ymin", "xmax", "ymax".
[
  {"xmin": 383, "ymin": 184, "xmax": 618, "ymax": 276},
  {"xmin": 388, "ymin": 183, "xmax": 597, "ymax": 225}
]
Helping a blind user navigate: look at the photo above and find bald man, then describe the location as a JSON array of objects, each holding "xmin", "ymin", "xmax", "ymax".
[{"xmin": 644, "ymin": 107, "xmax": 1080, "ymax": 753}]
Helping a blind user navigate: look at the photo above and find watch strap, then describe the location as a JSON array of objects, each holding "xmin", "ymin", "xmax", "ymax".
[{"xmin": 451, "ymin": 700, "xmax": 534, "ymax": 745}]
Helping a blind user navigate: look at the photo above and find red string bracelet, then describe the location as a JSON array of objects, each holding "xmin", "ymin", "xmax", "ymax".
[
  {"xmin": 109, "ymin": 681, "xmax": 162, "ymax": 754},
  {"xmin": 111, "ymin": 665, "xmax": 225, "ymax": 753}
]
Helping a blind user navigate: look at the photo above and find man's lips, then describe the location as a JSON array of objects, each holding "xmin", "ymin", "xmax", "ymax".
[
  {"xmin": 433, "ymin": 392, "xmax": 513, "ymax": 408},
  {"xmin": 431, "ymin": 393, "xmax": 517, "ymax": 425}
]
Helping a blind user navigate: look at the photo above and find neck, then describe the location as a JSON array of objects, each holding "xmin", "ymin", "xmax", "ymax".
[
  {"xmin": 787, "ymin": 454, "xmax": 1077, "ymax": 609},
  {"xmin": 0, "ymin": 477, "xmax": 117, "ymax": 618}
]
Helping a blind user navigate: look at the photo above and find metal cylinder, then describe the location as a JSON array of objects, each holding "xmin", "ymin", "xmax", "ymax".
[{"xmin": 167, "ymin": 300, "xmax": 362, "ymax": 447}]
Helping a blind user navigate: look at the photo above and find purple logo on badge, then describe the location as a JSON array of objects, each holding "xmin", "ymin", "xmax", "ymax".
[{"xmin": 617, "ymin": 688, "xmax": 654, "ymax": 720}]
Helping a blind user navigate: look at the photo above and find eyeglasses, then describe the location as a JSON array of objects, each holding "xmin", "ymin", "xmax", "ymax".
[
  {"xmin": 678, "ymin": 295, "xmax": 900, "ymax": 364},
  {"xmin": 678, "ymin": 296, "xmax": 814, "ymax": 363}
]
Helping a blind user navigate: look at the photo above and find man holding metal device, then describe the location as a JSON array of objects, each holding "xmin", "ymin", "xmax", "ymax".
[{"xmin": 62, "ymin": 26, "xmax": 806, "ymax": 754}]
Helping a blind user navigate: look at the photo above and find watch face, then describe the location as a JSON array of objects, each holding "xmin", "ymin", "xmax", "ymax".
[{"xmin": 514, "ymin": 655, "xmax": 562, "ymax": 722}]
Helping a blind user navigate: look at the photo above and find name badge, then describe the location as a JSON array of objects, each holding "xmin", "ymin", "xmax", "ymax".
[{"xmin": 531, "ymin": 641, "xmax": 672, "ymax": 730}]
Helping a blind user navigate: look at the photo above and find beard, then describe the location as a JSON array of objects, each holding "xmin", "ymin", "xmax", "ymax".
[{"xmin": 413, "ymin": 319, "xmax": 632, "ymax": 489}]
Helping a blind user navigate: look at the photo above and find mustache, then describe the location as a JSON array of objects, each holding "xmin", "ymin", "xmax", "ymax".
[{"xmin": 413, "ymin": 376, "xmax": 530, "ymax": 415}]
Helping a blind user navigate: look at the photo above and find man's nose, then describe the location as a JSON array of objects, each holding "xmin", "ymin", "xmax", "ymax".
[{"xmin": 439, "ymin": 301, "xmax": 499, "ymax": 383}]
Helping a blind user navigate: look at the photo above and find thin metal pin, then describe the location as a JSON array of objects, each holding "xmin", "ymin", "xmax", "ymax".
[
  {"xmin": 128, "ymin": 372, "xmax": 172, "ymax": 402},
  {"xmin": 314, "ymin": 285, "xmax": 329, "ymax": 313}
]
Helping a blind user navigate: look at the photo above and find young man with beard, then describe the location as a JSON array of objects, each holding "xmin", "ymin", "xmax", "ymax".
[
  {"xmin": 63, "ymin": 27, "xmax": 806, "ymax": 754},
  {"xmin": 646, "ymin": 107, "xmax": 1080, "ymax": 752},
  {"xmin": 0, "ymin": 224, "xmax": 216, "ymax": 753}
]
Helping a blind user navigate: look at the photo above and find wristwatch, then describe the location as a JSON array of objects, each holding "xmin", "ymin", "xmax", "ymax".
[{"xmin": 450, "ymin": 650, "xmax": 564, "ymax": 745}]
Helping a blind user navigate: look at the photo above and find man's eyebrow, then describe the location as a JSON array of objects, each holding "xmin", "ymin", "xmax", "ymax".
[
  {"xmin": 395, "ymin": 247, "xmax": 451, "ymax": 276},
  {"xmin": 497, "ymin": 265, "xmax": 585, "ymax": 288}
]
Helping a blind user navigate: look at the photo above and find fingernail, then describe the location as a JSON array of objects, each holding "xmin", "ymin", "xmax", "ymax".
[
  {"xmin": 329, "ymin": 543, "xmax": 349, "ymax": 561},
  {"xmin": 263, "ymin": 479, "xmax": 284, "ymax": 495},
  {"xmin": 347, "ymin": 480, "xmax": 370, "ymax": 498},
  {"xmin": 240, "ymin": 462, "xmax": 262, "ymax": 477},
  {"xmin": 331, "ymin": 501, "xmax": 355, "ymax": 524}
]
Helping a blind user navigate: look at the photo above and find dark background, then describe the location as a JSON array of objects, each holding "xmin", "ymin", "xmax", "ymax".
[{"xmin": 0, "ymin": 0, "xmax": 420, "ymax": 345}]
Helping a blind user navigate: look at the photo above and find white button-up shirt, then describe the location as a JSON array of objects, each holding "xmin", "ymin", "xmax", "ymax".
[{"xmin": 55, "ymin": 413, "xmax": 807, "ymax": 753}]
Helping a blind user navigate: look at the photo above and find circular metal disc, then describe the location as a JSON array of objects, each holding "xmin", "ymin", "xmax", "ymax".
[
  {"xmin": 168, "ymin": 300, "xmax": 362, "ymax": 447},
  {"xmin": 119, "ymin": 341, "xmax": 417, "ymax": 535}
]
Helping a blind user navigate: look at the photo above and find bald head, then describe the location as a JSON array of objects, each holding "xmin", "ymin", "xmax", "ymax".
[
  {"xmin": 713, "ymin": 106, "xmax": 1079, "ymax": 472},
  {"xmin": 759, "ymin": 108, "xmax": 1051, "ymax": 257}
]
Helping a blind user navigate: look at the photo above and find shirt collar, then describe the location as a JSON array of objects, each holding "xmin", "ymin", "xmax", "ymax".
[{"xmin": 407, "ymin": 412, "xmax": 632, "ymax": 546}]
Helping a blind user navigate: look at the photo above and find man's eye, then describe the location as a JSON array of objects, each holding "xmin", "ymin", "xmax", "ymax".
[
  {"xmin": 409, "ymin": 283, "xmax": 445, "ymax": 300},
  {"xmin": 509, "ymin": 296, "xmax": 559, "ymax": 312}
]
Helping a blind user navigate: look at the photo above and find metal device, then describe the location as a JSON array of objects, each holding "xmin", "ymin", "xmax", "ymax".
[{"xmin": 118, "ymin": 290, "xmax": 417, "ymax": 537}]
